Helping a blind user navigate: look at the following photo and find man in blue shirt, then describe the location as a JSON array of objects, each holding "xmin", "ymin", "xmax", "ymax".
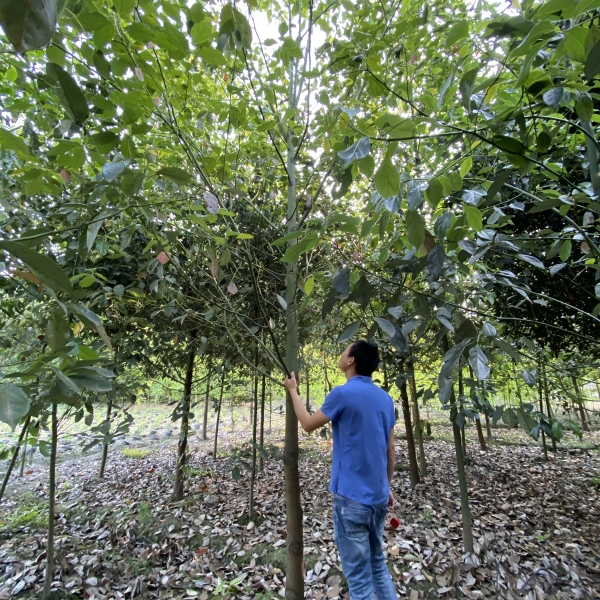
[{"xmin": 284, "ymin": 340, "xmax": 397, "ymax": 600}]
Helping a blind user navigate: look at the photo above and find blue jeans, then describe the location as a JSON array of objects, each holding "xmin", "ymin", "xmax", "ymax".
[{"xmin": 332, "ymin": 494, "xmax": 397, "ymax": 600}]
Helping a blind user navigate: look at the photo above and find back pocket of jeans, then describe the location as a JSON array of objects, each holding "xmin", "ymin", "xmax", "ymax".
[{"xmin": 341, "ymin": 506, "xmax": 370, "ymax": 540}]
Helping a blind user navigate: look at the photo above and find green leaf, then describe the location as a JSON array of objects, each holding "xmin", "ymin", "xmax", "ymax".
[
  {"xmin": 0, "ymin": 0, "xmax": 57, "ymax": 52},
  {"xmin": 304, "ymin": 276, "xmax": 314, "ymax": 296},
  {"xmin": 338, "ymin": 137, "xmax": 370, "ymax": 168},
  {"xmin": 576, "ymin": 93, "xmax": 594, "ymax": 121},
  {"xmin": 359, "ymin": 155, "xmax": 375, "ymax": 177},
  {"xmin": 425, "ymin": 178, "xmax": 443, "ymax": 208},
  {"xmin": 69, "ymin": 370, "xmax": 112, "ymax": 392},
  {"xmin": 67, "ymin": 303, "xmax": 112, "ymax": 349},
  {"xmin": 332, "ymin": 266, "xmax": 351, "ymax": 299},
  {"xmin": 374, "ymin": 159, "xmax": 399, "ymax": 197},
  {"xmin": 0, "ymin": 383, "xmax": 30, "ymax": 431},
  {"xmin": 559, "ymin": 239, "xmax": 572, "ymax": 262},
  {"xmin": 113, "ymin": 0, "xmax": 135, "ymax": 17},
  {"xmin": 0, "ymin": 128, "xmax": 30, "ymax": 158},
  {"xmin": 156, "ymin": 167, "xmax": 193, "ymax": 185},
  {"xmin": 0, "ymin": 240, "xmax": 73, "ymax": 294},
  {"xmin": 51, "ymin": 366, "xmax": 81, "ymax": 395},
  {"xmin": 585, "ymin": 40, "xmax": 600, "ymax": 79},
  {"xmin": 374, "ymin": 317, "xmax": 395, "ymax": 338},
  {"xmin": 46, "ymin": 311, "xmax": 71, "ymax": 351},
  {"xmin": 197, "ymin": 46, "xmax": 227, "ymax": 66},
  {"xmin": 191, "ymin": 20, "xmax": 213, "ymax": 46},
  {"xmin": 46, "ymin": 63, "xmax": 89, "ymax": 124},
  {"xmin": 448, "ymin": 172, "xmax": 463, "ymax": 192},
  {"xmin": 464, "ymin": 205, "xmax": 482, "ymax": 232},
  {"xmin": 459, "ymin": 67, "xmax": 478, "ymax": 110},
  {"xmin": 86, "ymin": 216, "xmax": 104, "ymax": 251},
  {"xmin": 257, "ymin": 120, "xmax": 277, "ymax": 132},
  {"xmin": 405, "ymin": 209, "xmax": 425, "ymax": 248},
  {"xmin": 337, "ymin": 321, "xmax": 361, "ymax": 344},
  {"xmin": 446, "ymin": 19, "xmax": 469, "ymax": 48},
  {"xmin": 468, "ymin": 346, "xmax": 490, "ymax": 380},
  {"xmin": 493, "ymin": 135, "xmax": 524, "ymax": 154},
  {"xmin": 565, "ymin": 26, "xmax": 588, "ymax": 63},
  {"xmin": 281, "ymin": 233, "xmax": 319, "ymax": 262},
  {"xmin": 92, "ymin": 131, "xmax": 119, "ymax": 153}
]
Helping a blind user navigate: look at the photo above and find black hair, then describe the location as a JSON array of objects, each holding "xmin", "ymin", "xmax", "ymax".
[{"xmin": 348, "ymin": 340, "xmax": 380, "ymax": 376}]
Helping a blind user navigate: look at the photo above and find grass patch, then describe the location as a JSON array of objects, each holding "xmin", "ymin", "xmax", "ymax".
[
  {"xmin": 0, "ymin": 492, "xmax": 47, "ymax": 533},
  {"xmin": 123, "ymin": 448, "xmax": 150, "ymax": 459}
]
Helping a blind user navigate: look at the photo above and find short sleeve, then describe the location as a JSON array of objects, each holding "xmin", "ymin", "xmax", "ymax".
[{"xmin": 321, "ymin": 387, "xmax": 344, "ymax": 423}]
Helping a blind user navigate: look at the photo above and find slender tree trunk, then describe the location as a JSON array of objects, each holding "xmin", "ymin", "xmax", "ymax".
[
  {"xmin": 249, "ymin": 348, "xmax": 259, "ymax": 521},
  {"xmin": 542, "ymin": 360, "xmax": 557, "ymax": 453},
  {"xmin": 537, "ymin": 363, "xmax": 549, "ymax": 461},
  {"xmin": 231, "ymin": 397, "xmax": 234, "ymax": 433},
  {"xmin": 173, "ymin": 348, "xmax": 195, "ymax": 501},
  {"xmin": 383, "ymin": 360, "xmax": 389, "ymax": 391},
  {"xmin": 485, "ymin": 412, "xmax": 492, "ymax": 439},
  {"xmin": 269, "ymin": 385, "xmax": 272, "ymax": 433},
  {"xmin": 19, "ymin": 439, "xmax": 27, "ymax": 477},
  {"xmin": 475, "ymin": 417, "xmax": 487, "ymax": 451},
  {"xmin": 203, "ymin": 363, "xmax": 212, "ymax": 440},
  {"xmin": 443, "ymin": 336, "xmax": 474, "ymax": 553},
  {"xmin": 259, "ymin": 372, "xmax": 266, "ymax": 472},
  {"xmin": 570, "ymin": 374, "xmax": 589, "ymax": 431},
  {"xmin": 458, "ymin": 367, "xmax": 467, "ymax": 460},
  {"xmin": 305, "ymin": 366, "xmax": 310, "ymax": 410},
  {"xmin": 513, "ymin": 363, "xmax": 524, "ymax": 407},
  {"xmin": 283, "ymin": 129, "xmax": 303, "ymax": 600},
  {"xmin": 0, "ymin": 417, "xmax": 30, "ymax": 503},
  {"xmin": 399, "ymin": 376, "xmax": 420, "ymax": 488},
  {"xmin": 408, "ymin": 360, "xmax": 427, "ymax": 476},
  {"xmin": 214, "ymin": 369, "xmax": 226, "ymax": 458},
  {"xmin": 324, "ymin": 353, "xmax": 332, "ymax": 392},
  {"xmin": 42, "ymin": 402, "xmax": 58, "ymax": 599},
  {"xmin": 98, "ymin": 401, "xmax": 112, "ymax": 480}
]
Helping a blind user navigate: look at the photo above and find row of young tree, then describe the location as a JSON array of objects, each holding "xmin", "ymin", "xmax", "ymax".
[{"xmin": 1, "ymin": 0, "xmax": 600, "ymax": 597}]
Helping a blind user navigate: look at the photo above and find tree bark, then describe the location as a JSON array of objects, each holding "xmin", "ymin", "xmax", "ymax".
[
  {"xmin": 283, "ymin": 130, "xmax": 303, "ymax": 600},
  {"xmin": 324, "ymin": 353, "xmax": 332, "ymax": 392},
  {"xmin": 542, "ymin": 360, "xmax": 557, "ymax": 453},
  {"xmin": 458, "ymin": 367, "xmax": 467, "ymax": 460},
  {"xmin": 443, "ymin": 335, "xmax": 474, "ymax": 553},
  {"xmin": 249, "ymin": 348, "xmax": 259, "ymax": 521},
  {"xmin": 259, "ymin": 372, "xmax": 266, "ymax": 472},
  {"xmin": 173, "ymin": 347, "xmax": 195, "ymax": 501},
  {"xmin": 0, "ymin": 417, "xmax": 30, "ymax": 503},
  {"xmin": 42, "ymin": 402, "xmax": 58, "ymax": 599},
  {"xmin": 537, "ymin": 363, "xmax": 549, "ymax": 461},
  {"xmin": 475, "ymin": 417, "xmax": 487, "ymax": 451},
  {"xmin": 98, "ymin": 401, "xmax": 112, "ymax": 480},
  {"xmin": 513, "ymin": 363, "xmax": 524, "ymax": 407},
  {"xmin": 214, "ymin": 368, "xmax": 226, "ymax": 458},
  {"xmin": 408, "ymin": 360, "xmax": 427, "ymax": 476},
  {"xmin": 305, "ymin": 366, "xmax": 310, "ymax": 410},
  {"xmin": 399, "ymin": 377, "xmax": 420, "ymax": 488},
  {"xmin": 570, "ymin": 374, "xmax": 589, "ymax": 431},
  {"xmin": 485, "ymin": 412, "xmax": 492, "ymax": 439},
  {"xmin": 202, "ymin": 362, "xmax": 212, "ymax": 440}
]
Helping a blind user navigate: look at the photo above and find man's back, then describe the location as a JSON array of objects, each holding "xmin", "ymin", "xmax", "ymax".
[{"xmin": 321, "ymin": 375, "xmax": 396, "ymax": 506}]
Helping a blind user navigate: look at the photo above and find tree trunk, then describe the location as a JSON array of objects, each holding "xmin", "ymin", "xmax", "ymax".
[
  {"xmin": 249, "ymin": 348, "xmax": 259, "ymax": 521},
  {"xmin": 324, "ymin": 353, "xmax": 332, "ymax": 392},
  {"xmin": 475, "ymin": 417, "xmax": 487, "ymax": 451},
  {"xmin": 42, "ymin": 402, "xmax": 58, "ymax": 599},
  {"xmin": 214, "ymin": 369, "xmax": 226, "ymax": 458},
  {"xmin": 0, "ymin": 417, "xmax": 30, "ymax": 503},
  {"xmin": 173, "ymin": 348, "xmax": 195, "ymax": 501},
  {"xmin": 283, "ymin": 129, "xmax": 303, "ymax": 600},
  {"xmin": 98, "ymin": 401, "xmax": 112, "ymax": 480},
  {"xmin": 537, "ymin": 364, "xmax": 549, "ymax": 461},
  {"xmin": 542, "ymin": 360, "xmax": 557, "ymax": 453},
  {"xmin": 570, "ymin": 374, "xmax": 589, "ymax": 431},
  {"xmin": 305, "ymin": 366, "xmax": 310, "ymax": 411},
  {"xmin": 259, "ymin": 372, "xmax": 266, "ymax": 472},
  {"xmin": 485, "ymin": 412, "xmax": 492, "ymax": 439},
  {"xmin": 513, "ymin": 363, "xmax": 524, "ymax": 407},
  {"xmin": 269, "ymin": 385, "xmax": 272, "ymax": 433},
  {"xmin": 399, "ymin": 377, "xmax": 420, "ymax": 489},
  {"xmin": 19, "ymin": 439, "xmax": 27, "ymax": 477},
  {"xmin": 203, "ymin": 363, "xmax": 212, "ymax": 440},
  {"xmin": 408, "ymin": 361, "xmax": 427, "ymax": 477},
  {"xmin": 458, "ymin": 367, "xmax": 467, "ymax": 460},
  {"xmin": 443, "ymin": 336, "xmax": 474, "ymax": 553}
]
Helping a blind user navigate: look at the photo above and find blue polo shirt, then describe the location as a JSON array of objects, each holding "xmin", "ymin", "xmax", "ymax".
[{"xmin": 321, "ymin": 375, "xmax": 396, "ymax": 506}]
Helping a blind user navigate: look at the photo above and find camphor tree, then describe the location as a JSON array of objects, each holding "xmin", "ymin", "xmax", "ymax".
[{"xmin": 2, "ymin": 0, "xmax": 600, "ymax": 595}]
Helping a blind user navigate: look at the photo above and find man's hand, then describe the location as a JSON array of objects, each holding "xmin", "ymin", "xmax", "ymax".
[
  {"xmin": 284, "ymin": 372, "xmax": 298, "ymax": 391},
  {"xmin": 388, "ymin": 490, "xmax": 396, "ymax": 509}
]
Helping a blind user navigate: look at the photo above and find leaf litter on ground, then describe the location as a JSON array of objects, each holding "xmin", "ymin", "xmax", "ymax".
[{"xmin": 0, "ymin": 424, "xmax": 598, "ymax": 599}]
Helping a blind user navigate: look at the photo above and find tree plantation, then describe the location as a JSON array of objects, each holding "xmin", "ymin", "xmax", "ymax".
[{"xmin": 0, "ymin": 0, "xmax": 599, "ymax": 597}]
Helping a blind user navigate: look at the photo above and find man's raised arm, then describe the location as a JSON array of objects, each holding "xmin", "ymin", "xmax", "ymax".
[{"xmin": 284, "ymin": 372, "xmax": 330, "ymax": 432}]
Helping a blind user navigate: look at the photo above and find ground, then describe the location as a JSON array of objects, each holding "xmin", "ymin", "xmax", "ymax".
[{"xmin": 0, "ymin": 411, "xmax": 599, "ymax": 599}]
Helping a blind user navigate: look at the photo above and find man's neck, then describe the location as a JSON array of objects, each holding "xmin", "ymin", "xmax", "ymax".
[{"xmin": 345, "ymin": 369, "xmax": 358, "ymax": 381}]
